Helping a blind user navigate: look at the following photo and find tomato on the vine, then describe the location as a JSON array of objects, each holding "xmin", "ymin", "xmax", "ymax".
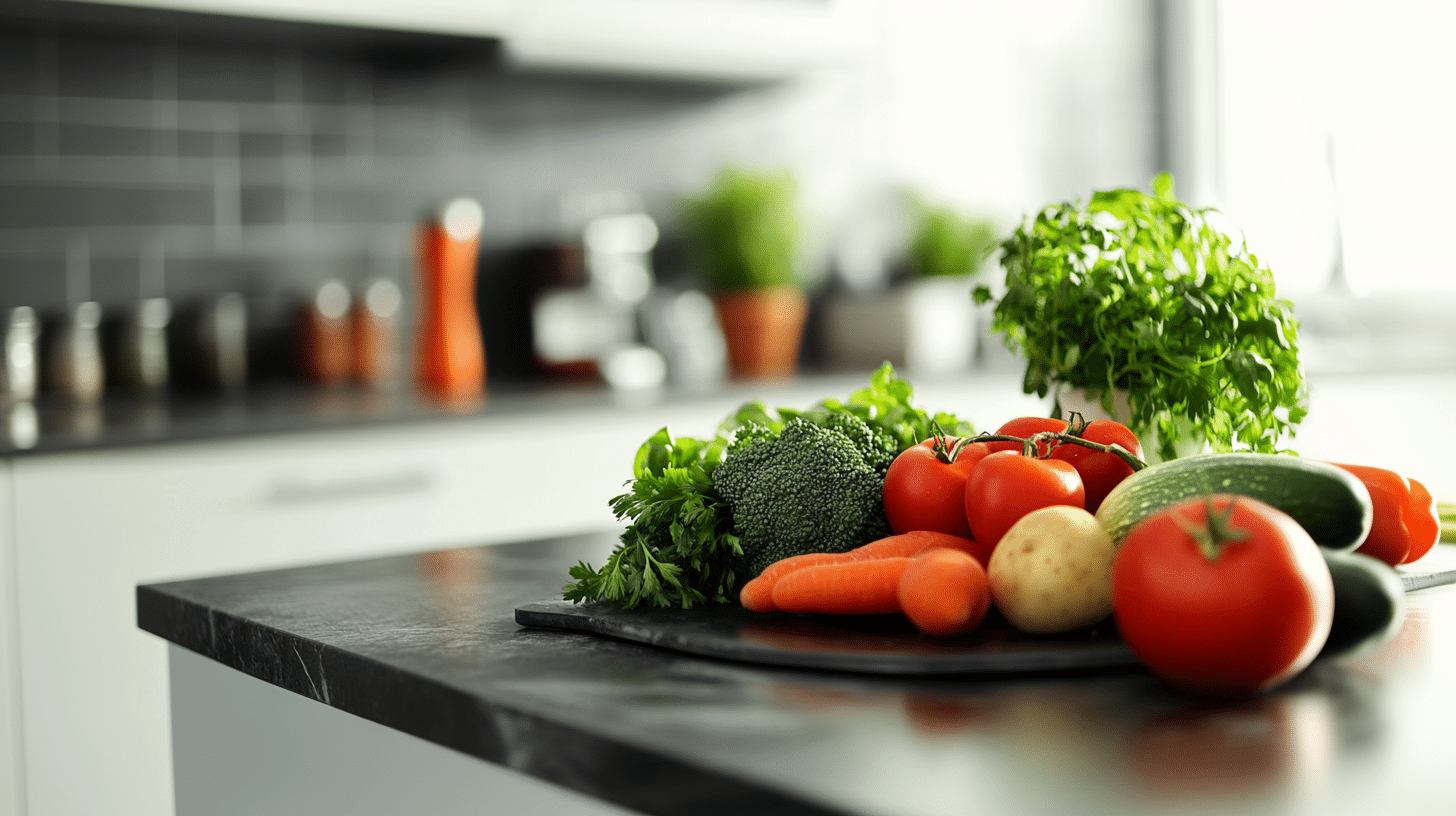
[
  {"xmin": 1112, "ymin": 494, "xmax": 1335, "ymax": 695},
  {"xmin": 964, "ymin": 450, "xmax": 1084, "ymax": 550},
  {"xmin": 985, "ymin": 416, "xmax": 1068, "ymax": 456},
  {"xmin": 1327, "ymin": 463, "xmax": 1440, "ymax": 566},
  {"xmin": 1049, "ymin": 418, "xmax": 1144, "ymax": 513},
  {"xmin": 884, "ymin": 438, "xmax": 991, "ymax": 538}
]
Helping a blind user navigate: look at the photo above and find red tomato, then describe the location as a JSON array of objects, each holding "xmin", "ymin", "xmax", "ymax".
[
  {"xmin": 1327, "ymin": 463, "xmax": 1439, "ymax": 566},
  {"xmin": 985, "ymin": 416, "xmax": 1069, "ymax": 456},
  {"xmin": 883, "ymin": 439, "xmax": 991, "ymax": 538},
  {"xmin": 964, "ymin": 450, "xmax": 1084, "ymax": 551},
  {"xmin": 1049, "ymin": 419, "xmax": 1144, "ymax": 513},
  {"xmin": 1112, "ymin": 495, "xmax": 1335, "ymax": 695}
]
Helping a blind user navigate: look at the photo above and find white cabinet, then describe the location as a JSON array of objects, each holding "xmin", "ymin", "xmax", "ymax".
[
  {"xmin": 0, "ymin": 399, "xmax": 732, "ymax": 816},
  {"xmin": 0, "ymin": 464, "xmax": 21, "ymax": 816},
  {"xmin": 64, "ymin": 0, "xmax": 874, "ymax": 81},
  {"xmin": 68, "ymin": 0, "xmax": 512, "ymax": 38},
  {"xmin": 502, "ymin": 0, "xmax": 875, "ymax": 81}
]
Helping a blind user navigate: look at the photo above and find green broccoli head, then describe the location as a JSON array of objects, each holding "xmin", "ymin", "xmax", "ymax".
[{"xmin": 711, "ymin": 414, "xmax": 896, "ymax": 577}]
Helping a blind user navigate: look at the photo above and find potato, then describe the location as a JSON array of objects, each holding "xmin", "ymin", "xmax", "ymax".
[{"xmin": 988, "ymin": 505, "xmax": 1115, "ymax": 634}]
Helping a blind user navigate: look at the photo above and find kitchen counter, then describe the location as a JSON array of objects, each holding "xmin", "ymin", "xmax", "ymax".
[
  {"xmin": 0, "ymin": 370, "xmax": 938, "ymax": 457},
  {"xmin": 138, "ymin": 533, "xmax": 1456, "ymax": 816}
]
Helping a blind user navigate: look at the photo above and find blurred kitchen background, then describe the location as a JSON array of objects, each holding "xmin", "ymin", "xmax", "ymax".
[
  {"xmin": 2, "ymin": 0, "xmax": 1452, "ymax": 424},
  {"xmin": 5, "ymin": 4, "xmax": 1456, "ymax": 816}
]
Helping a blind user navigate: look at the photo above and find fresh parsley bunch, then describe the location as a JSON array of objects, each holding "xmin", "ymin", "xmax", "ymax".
[
  {"xmin": 564, "ymin": 428, "xmax": 742, "ymax": 610},
  {"xmin": 564, "ymin": 363, "xmax": 972, "ymax": 609},
  {"xmin": 975, "ymin": 174, "xmax": 1307, "ymax": 460}
]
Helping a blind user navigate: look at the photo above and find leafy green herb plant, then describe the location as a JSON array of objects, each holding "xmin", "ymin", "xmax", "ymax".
[
  {"xmin": 682, "ymin": 167, "xmax": 802, "ymax": 293},
  {"xmin": 908, "ymin": 200, "xmax": 998, "ymax": 279},
  {"xmin": 563, "ymin": 363, "xmax": 972, "ymax": 609},
  {"xmin": 974, "ymin": 174, "xmax": 1307, "ymax": 460}
]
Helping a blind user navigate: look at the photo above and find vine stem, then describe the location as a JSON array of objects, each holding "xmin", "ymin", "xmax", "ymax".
[{"xmin": 971, "ymin": 432, "xmax": 1148, "ymax": 472}]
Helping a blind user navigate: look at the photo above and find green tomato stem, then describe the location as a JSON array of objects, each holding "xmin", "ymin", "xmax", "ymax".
[
  {"xmin": 1170, "ymin": 495, "xmax": 1251, "ymax": 562},
  {"xmin": 972, "ymin": 432, "xmax": 1149, "ymax": 472}
]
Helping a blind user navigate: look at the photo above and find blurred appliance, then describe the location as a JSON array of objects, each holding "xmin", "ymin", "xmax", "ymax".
[
  {"xmin": 531, "ymin": 208, "xmax": 670, "ymax": 391},
  {"xmin": 640, "ymin": 288, "xmax": 727, "ymax": 390},
  {"xmin": 822, "ymin": 277, "xmax": 978, "ymax": 377},
  {"xmin": 417, "ymin": 198, "xmax": 486, "ymax": 399}
]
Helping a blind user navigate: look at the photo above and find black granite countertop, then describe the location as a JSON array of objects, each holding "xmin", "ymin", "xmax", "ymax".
[
  {"xmin": 0, "ymin": 370, "xmax": 896, "ymax": 456},
  {"xmin": 138, "ymin": 533, "xmax": 1456, "ymax": 816}
]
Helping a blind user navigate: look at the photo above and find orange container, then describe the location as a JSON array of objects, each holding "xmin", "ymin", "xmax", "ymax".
[{"xmin": 417, "ymin": 199, "xmax": 486, "ymax": 399}]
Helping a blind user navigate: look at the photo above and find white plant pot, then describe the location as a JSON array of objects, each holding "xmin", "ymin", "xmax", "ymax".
[
  {"xmin": 1052, "ymin": 384, "xmax": 1206, "ymax": 463},
  {"xmin": 822, "ymin": 277, "xmax": 978, "ymax": 377},
  {"xmin": 1053, "ymin": 384, "xmax": 1132, "ymax": 425}
]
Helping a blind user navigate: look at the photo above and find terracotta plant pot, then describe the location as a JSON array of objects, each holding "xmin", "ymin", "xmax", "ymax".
[{"xmin": 712, "ymin": 287, "xmax": 809, "ymax": 380}]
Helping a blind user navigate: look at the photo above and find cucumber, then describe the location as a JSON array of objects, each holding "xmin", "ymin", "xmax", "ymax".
[
  {"xmin": 1094, "ymin": 452, "xmax": 1372, "ymax": 551},
  {"xmin": 1319, "ymin": 548, "xmax": 1406, "ymax": 658}
]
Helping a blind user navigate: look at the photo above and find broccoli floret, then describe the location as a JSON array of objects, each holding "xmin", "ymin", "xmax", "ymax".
[{"xmin": 711, "ymin": 415, "xmax": 896, "ymax": 577}]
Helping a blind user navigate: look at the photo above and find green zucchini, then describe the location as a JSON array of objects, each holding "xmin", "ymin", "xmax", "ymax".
[
  {"xmin": 1318, "ymin": 548, "xmax": 1406, "ymax": 659},
  {"xmin": 1094, "ymin": 452, "xmax": 1373, "ymax": 551}
]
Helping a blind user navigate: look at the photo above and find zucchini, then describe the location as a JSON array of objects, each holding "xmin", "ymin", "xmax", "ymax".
[
  {"xmin": 1094, "ymin": 452, "xmax": 1372, "ymax": 551},
  {"xmin": 1319, "ymin": 548, "xmax": 1406, "ymax": 658}
]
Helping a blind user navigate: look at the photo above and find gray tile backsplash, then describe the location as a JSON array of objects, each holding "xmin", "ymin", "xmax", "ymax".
[
  {"xmin": 0, "ymin": 7, "xmax": 754, "ymax": 325},
  {"xmin": 0, "ymin": 0, "xmax": 1159, "ymax": 385}
]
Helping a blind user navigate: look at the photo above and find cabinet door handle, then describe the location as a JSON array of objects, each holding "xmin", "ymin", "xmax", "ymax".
[{"xmin": 265, "ymin": 469, "xmax": 432, "ymax": 506}]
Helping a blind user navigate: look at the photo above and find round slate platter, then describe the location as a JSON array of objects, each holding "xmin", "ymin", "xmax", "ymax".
[{"xmin": 514, "ymin": 600, "xmax": 1139, "ymax": 675}]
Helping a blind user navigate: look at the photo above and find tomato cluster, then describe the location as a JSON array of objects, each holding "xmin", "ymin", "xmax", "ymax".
[
  {"xmin": 883, "ymin": 415, "xmax": 1145, "ymax": 552},
  {"xmin": 871, "ymin": 416, "xmax": 1433, "ymax": 696}
]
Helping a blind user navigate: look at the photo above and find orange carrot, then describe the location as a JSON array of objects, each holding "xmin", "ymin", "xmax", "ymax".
[
  {"xmin": 740, "ymin": 531, "xmax": 989, "ymax": 611},
  {"xmin": 739, "ymin": 552, "xmax": 850, "ymax": 612},
  {"xmin": 853, "ymin": 531, "xmax": 993, "ymax": 570},
  {"xmin": 771, "ymin": 557, "xmax": 913, "ymax": 615},
  {"xmin": 897, "ymin": 548, "xmax": 991, "ymax": 638},
  {"xmin": 849, "ymin": 531, "xmax": 951, "ymax": 560}
]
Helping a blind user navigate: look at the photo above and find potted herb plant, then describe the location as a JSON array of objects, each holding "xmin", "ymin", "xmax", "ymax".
[
  {"xmin": 683, "ymin": 167, "xmax": 807, "ymax": 380},
  {"xmin": 974, "ymin": 174, "xmax": 1308, "ymax": 461},
  {"xmin": 823, "ymin": 197, "xmax": 997, "ymax": 376}
]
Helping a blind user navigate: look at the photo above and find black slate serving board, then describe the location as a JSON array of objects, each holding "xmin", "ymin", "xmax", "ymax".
[
  {"xmin": 514, "ymin": 600, "xmax": 1139, "ymax": 675},
  {"xmin": 516, "ymin": 564, "xmax": 1456, "ymax": 676}
]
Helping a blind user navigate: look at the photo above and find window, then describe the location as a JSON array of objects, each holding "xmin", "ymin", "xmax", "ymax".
[{"xmin": 1216, "ymin": 0, "xmax": 1456, "ymax": 297}]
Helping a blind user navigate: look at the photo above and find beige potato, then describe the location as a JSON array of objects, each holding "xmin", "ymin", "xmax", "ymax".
[{"xmin": 988, "ymin": 505, "xmax": 1116, "ymax": 634}]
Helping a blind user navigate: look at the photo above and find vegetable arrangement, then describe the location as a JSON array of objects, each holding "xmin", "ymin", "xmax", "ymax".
[
  {"xmin": 565, "ymin": 357, "xmax": 1442, "ymax": 695},
  {"xmin": 561, "ymin": 173, "xmax": 1445, "ymax": 696},
  {"xmin": 737, "ymin": 410, "xmax": 1436, "ymax": 695}
]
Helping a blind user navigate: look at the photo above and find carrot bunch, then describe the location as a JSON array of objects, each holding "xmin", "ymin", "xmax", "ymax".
[{"xmin": 740, "ymin": 531, "xmax": 994, "ymax": 638}]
